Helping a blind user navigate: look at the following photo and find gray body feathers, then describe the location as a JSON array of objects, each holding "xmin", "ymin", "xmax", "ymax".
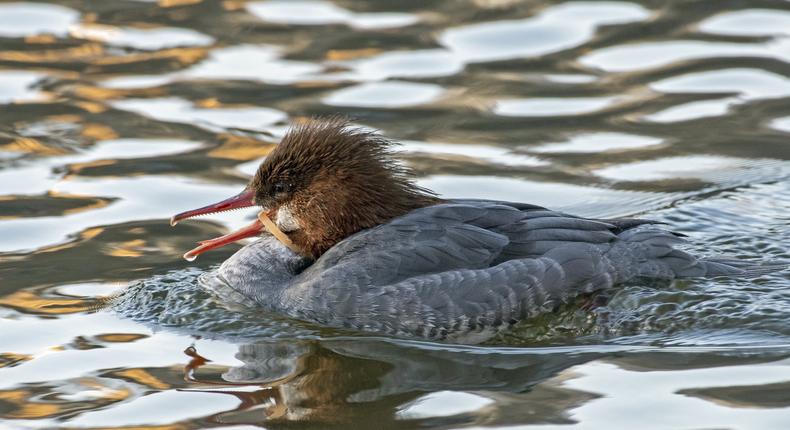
[{"xmin": 209, "ymin": 200, "xmax": 777, "ymax": 342}]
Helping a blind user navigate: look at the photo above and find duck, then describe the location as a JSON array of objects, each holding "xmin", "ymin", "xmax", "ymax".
[{"xmin": 170, "ymin": 118, "xmax": 777, "ymax": 343}]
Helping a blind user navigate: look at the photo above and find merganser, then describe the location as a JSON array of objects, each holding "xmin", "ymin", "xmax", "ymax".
[{"xmin": 170, "ymin": 119, "xmax": 777, "ymax": 342}]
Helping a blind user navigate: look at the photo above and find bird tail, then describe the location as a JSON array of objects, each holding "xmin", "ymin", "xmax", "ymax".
[
  {"xmin": 615, "ymin": 227, "xmax": 786, "ymax": 279},
  {"xmin": 684, "ymin": 257, "xmax": 787, "ymax": 278}
]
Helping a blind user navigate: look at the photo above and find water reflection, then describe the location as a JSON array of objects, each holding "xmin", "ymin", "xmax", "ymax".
[
  {"xmin": 69, "ymin": 24, "xmax": 215, "ymax": 51},
  {"xmin": 593, "ymin": 155, "xmax": 788, "ymax": 183},
  {"xmin": 165, "ymin": 340, "xmax": 602, "ymax": 427},
  {"xmin": 528, "ymin": 133, "xmax": 664, "ymax": 154},
  {"xmin": 178, "ymin": 45, "xmax": 323, "ymax": 84},
  {"xmin": 344, "ymin": 49, "xmax": 463, "ymax": 80},
  {"xmin": 699, "ymin": 9, "xmax": 790, "ymax": 37},
  {"xmin": 0, "ymin": 2, "xmax": 79, "ymax": 37},
  {"xmin": 771, "ymin": 116, "xmax": 790, "ymax": 133},
  {"xmin": 540, "ymin": 357, "xmax": 790, "ymax": 430},
  {"xmin": 643, "ymin": 97, "xmax": 741, "ymax": 123},
  {"xmin": 580, "ymin": 40, "xmax": 790, "ymax": 72},
  {"xmin": 111, "ymin": 97, "xmax": 287, "ymax": 131},
  {"xmin": 543, "ymin": 74, "xmax": 598, "ymax": 84},
  {"xmin": 246, "ymin": 1, "xmax": 418, "ymax": 29},
  {"xmin": 83, "ymin": 138, "xmax": 204, "ymax": 159},
  {"xmin": 34, "ymin": 339, "xmax": 781, "ymax": 429},
  {"xmin": 0, "ymin": 70, "xmax": 49, "ymax": 103},
  {"xmin": 323, "ymin": 81, "xmax": 445, "ymax": 108},
  {"xmin": 399, "ymin": 140, "xmax": 547, "ymax": 167},
  {"xmin": 419, "ymin": 175, "xmax": 666, "ymax": 218},
  {"xmin": 440, "ymin": 2, "xmax": 650, "ymax": 62},
  {"xmin": 494, "ymin": 96, "xmax": 621, "ymax": 117},
  {"xmin": 651, "ymin": 68, "xmax": 790, "ymax": 100}
]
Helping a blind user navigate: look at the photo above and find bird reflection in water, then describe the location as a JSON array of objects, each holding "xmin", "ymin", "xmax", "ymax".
[{"xmin": 177, "ymin": 340, "xmax": 600, "ymax": 428}]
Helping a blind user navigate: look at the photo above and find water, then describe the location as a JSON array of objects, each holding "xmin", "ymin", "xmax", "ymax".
[{"xmin": 1, "ymin": 0, "xmax": 789, "ymax": 428}]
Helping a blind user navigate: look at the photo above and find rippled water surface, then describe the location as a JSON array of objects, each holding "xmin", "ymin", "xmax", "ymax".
[{"xmin": 2, "ymin": 0, "xmax": 790, "ymax": 428}]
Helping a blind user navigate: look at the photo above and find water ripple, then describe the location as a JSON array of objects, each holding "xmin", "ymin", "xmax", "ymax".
[{"xmin": 440, "ymin": 2, "xmax": 651, "ymax": 62}]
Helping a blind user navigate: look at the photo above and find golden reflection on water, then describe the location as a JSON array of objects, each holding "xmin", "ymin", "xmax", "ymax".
[
  {"xmin": 107, "ymin": 239, "xmax": 148, "ymax": 258},
  {"xmin": 0, "ymin": 389, "xmax": 64, "ymax": 419},
  {"xmin": 80, "ymin": 123, "xmax": 119, "ymax": 140},
  {"xmin": 325, "ymin": 47, "xmax": 383, "ymax": 61},
  {"xmin": 0, "ymin": 353, "xmax": 32, "ymax": 369},
  {"xmin": 72, "ymin": 86, "xmax": 163, "ymax": 101},
  {"xmin": 114, "ymin": 368, "xmax": 171, "ymax": 391},
  {"xmin": 0, "ymin": 290, "xmax": 92, "ymax": 315},
  {"xmin": 0, "ymin": 376, "xmax": 131, "ymax": 420},
  {"xmin": 208, "ymin": 133, "xmax": 275, "ymax": 160},
  {"xmin": 34, "ymin": 227, "xmax": 104, "ymax": 255},
  {"xmin": 2, "ymin": 137, "xmax": 67, "ymax": 155},
  {"xmin": 72, "ymin": 101, "xmax": 107, "ymax": 113},
  {"xmin": 0, "ymin": 44, "xmax": 104, "ymax": 63}
]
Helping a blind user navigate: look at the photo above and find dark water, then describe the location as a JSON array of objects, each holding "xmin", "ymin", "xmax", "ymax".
[{"xmin": 1, "ymin": 0, "xmax": 790, "ymax": 428}]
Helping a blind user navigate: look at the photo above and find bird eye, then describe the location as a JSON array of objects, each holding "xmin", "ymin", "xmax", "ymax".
[{"xmin": 273, "ymin": 182, "xmax": 286, "ymax": 194}]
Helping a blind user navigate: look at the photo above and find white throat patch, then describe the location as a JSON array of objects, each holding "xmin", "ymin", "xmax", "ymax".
[{"xmin": 276, "ymin": 205, "xmax": 301, "ymax": 232}]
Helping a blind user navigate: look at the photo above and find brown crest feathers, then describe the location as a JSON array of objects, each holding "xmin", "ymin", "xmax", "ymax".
[{"xmin": 251, "ymin": 118, "xmax": 441, "ymax": 258}]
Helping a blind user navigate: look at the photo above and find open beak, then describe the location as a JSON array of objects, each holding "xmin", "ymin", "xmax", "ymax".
[
  {"xmin": 170, "ymin": 189, "xmax": 256, "ymax": 226},
  {"xmin": 182, "ymin": 218, "xmax": 264, "ymax": 261},
  {"xmin": 171, "ymin": 189, "xmax": 266, "ymax": 261}
]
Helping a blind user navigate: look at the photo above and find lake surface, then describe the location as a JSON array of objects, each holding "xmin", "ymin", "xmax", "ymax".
[{"xmin": 2, "ymin": 0, "xmax": 790, "ymax": 428}]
